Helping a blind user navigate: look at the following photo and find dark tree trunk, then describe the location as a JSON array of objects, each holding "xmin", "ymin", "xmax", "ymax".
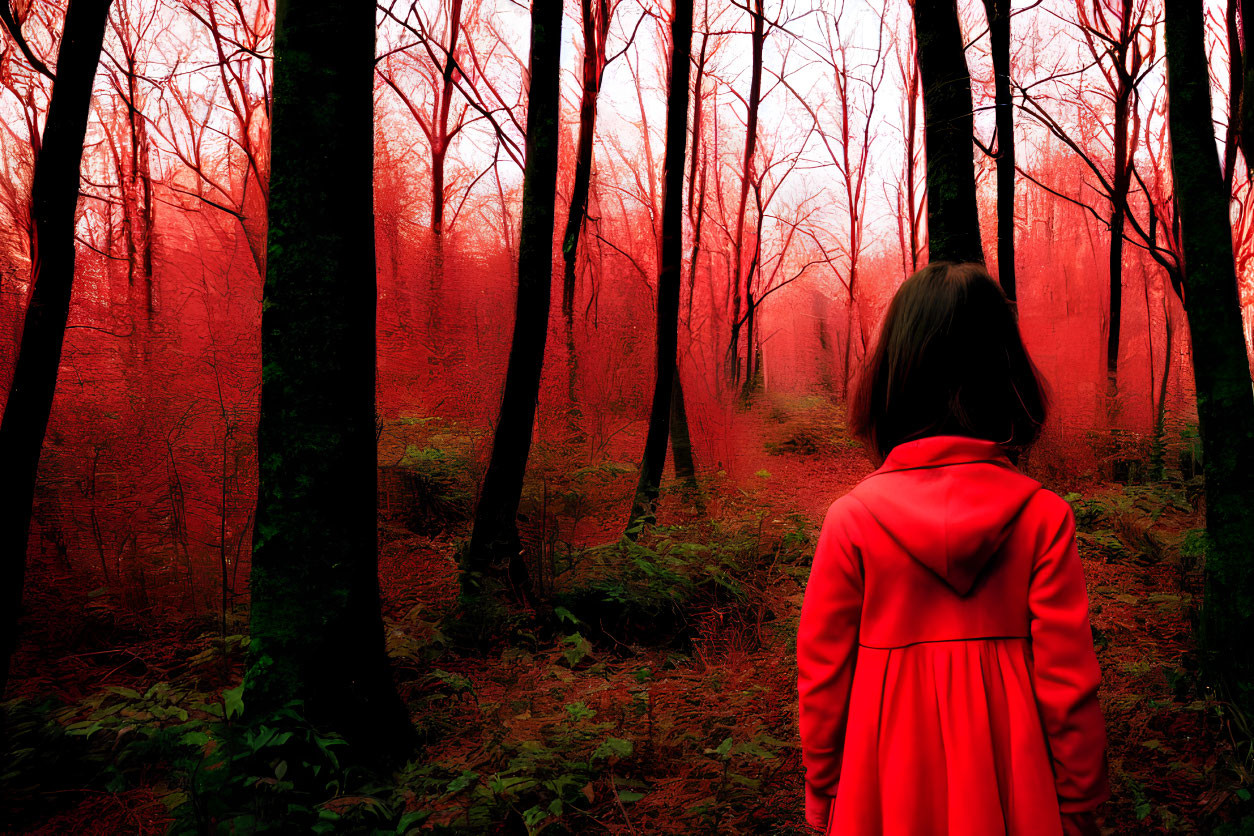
[
  {"xmin": 985, "ymin": 0, "xmax": 1015, "ymax": 300},
  {"xmin": 727, "ymin": 0, "xmax": 763, "ymax": 382},
  {"xmin": 561, "ymin": 0, "xmax": 608, "ymax": 323},
  {"xmin": 905, "ymin": 36, "xmax": 922, "ymax": 269},
  {"xmin": 1241, "ymin": 0, "xmax": 1254, "ymax": 171},
  {"xmin": 0, "ymin": 0, "xmax": 113, "ymax": 696},
  {"xmin": 686, "ymin": 20, "xmax": 709, "ymax": 325},
  {"xmin": 1223, "ymin": 0, "xmax": 1242, "ymax": 190},
  {"xmin": 1165, "ymin": 0, "xmax": 1254, "ymax": 712},
  {"xmin": 627, "ymin": 0, "xmax": 692, "ymax": 536},
  {"xmin": 911, "ymin": 0, "xmax": 984, "ymax": 263},
  {"xmin": 1106, "ymin": 1, "xmax": 1133, "ymax": 423},
  {"xmin": 429, "ymin": 0, "xmax": 462, "ymax": 297},
  {"xmin": 670, "ymin": 370, "xmax": 698, "ymax": 488},
  {"xmin": 465, "ymin": 0, "xmax": 563, "ymax": 590},
  {"xmin": 243, "ymin": 0, "xmax": 411, "ymax": 760},
  {"xmin": 561, "ymin": 0, "xmax": 610, "ymax": 437}
]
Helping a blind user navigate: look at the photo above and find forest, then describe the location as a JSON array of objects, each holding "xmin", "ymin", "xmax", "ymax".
[{"xmin": 0, "ymin": 0, "xmax": 1253, "ymax": 831}]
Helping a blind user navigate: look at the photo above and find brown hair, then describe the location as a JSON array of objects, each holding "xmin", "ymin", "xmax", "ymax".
[{"xmin": 849, "ymin": 261, "xmax": 1049, "ymax": 462}]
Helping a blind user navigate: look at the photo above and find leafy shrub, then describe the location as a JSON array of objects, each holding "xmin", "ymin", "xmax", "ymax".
[
  {"xmin": 556, "ymin": 526, "xmax": 751, "ymax": 649},
  {"xmin": 396, "ymin": 701, "xmax": 636, "ymax": 833},
  {"xmin": 0, "ymin": 698, "xmax": 102, "ymax": 824},
  {"xmin": 762, "ymin": 394, "xmax": 848, "ymax": 456},
  {"xmin": 385, "ymin": 445, "xmax": 474, "ymax": 535},
  {"xmin": 21, "ymin": 679, "xmax": 420, "ymax": 834}
]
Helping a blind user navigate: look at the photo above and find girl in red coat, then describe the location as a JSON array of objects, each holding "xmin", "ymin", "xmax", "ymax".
[{"xmin": 797, "ymin": 262, "xmax": 1109, "ymax": 835}]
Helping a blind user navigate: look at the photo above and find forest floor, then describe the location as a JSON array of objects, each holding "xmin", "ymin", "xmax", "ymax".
[{"xmin": 3, "ymin": 395, "xmax": 1253, "ymax": 834}]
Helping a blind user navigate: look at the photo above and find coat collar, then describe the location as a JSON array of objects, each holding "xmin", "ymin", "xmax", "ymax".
[{"xmin": 875, "ymin": 434, "xmax": 1014, "ymax": 474}]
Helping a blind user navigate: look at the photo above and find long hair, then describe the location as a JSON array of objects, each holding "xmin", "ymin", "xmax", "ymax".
[{"xmin": 849, "ymin": 261, "xmax": 1049, "ymax": 462}]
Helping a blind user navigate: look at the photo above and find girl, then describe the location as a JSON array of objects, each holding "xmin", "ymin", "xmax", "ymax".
[{"xmin": 797, "ymin": 262, "xmax": 1109, "ymax": 835}]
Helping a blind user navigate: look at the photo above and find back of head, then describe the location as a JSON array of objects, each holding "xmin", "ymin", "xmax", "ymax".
[{"xmin": 849, "ymin": 261, "xmax": 1049, "ymax": 462}]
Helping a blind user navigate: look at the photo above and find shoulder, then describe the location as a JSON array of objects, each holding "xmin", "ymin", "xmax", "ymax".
[
  {"xmin": 1023, "ymin": 487, "xmax": 1076, "ymax": 524},
  {"xmin": 815, "ymin": 491, "xmax": 871, "ymax": 550},
  {"xmin": 811, "ymin": 493, "xmax": 866, "ymax": 579},
  {"xmin": 822, "ymin": 490, "xmax": 871, "ymax": 528},
  {"xmin": 1020, "ymin": 486, "xmax": 1079, "ymax": 549}
]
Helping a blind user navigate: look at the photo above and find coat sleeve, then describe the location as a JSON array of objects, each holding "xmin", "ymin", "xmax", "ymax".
[
  {"xmin": 797, "ymin": 499, "xmax": 864, "ymax": 830},
  {"xmin": 1027, "ymin": 499, "xmax": 1110, "ymax": 814}
]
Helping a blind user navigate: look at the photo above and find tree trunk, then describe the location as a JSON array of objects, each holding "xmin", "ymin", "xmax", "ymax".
[
  {"xmin": 905, "ymin": 37, "xmax": 922, "ymax": 268},
  {"xmin": 465, "ymin": 0, "xmax": 564, "ymax": 590},
  {"xmin": 561, "ymin": 0, "xmax": 607, "ymax": 322},
  {"xmin": 985, "ymin": 0, "xmax": 1015, "ymax": 299},
  {"xmin": 429, "ymin": 0, "xmax": 462, "ymax": 300},
  {"xmin": 561, "ymin": 0, "xmax": 609, "ymax": 438},
  {"xmin": 1223, "ymin": 0, "xmax": 1242, "ymax": 191},
  {"xmin": 687, "ymin": 20, "xmax": 710, "ymax": 324},
  {"xmin": 243, "ymin": 0, "xmax": 411, "ymax": 760},
  {"xmin": 0, "ymin": 0, "xmax": 113, "ymax": 696},
  {"xmin": 627, "ymin": 0, "xmax": 692, "ymax": 536},
  {"xmin": 842, "ymin": 285, "xmax": 856, "ymax": 396},
  {"xmin": 727, "ymin": 0, "xmax": 763, "ymax": 382},
  {"xmin": 1107, "ymin": 37, "xmax": 1132, "ymax": 425},
  {"xmin": 670, "ymin": 370, "xmax": 698, "ymax": 489},
  {"xmin": 911, "ymin": 0, "xmax": 984, "ymax": 263},
  {"xmin": 1165, "ymin": 0, "xmax": 1254, "ymax": 713},
  {"xmin": 1241, "ymin": 0, "xmax": 1254, "ymax": 171}
]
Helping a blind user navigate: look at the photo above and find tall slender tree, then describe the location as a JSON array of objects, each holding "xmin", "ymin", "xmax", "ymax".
[
  {"xmin": 1080, "ymin": 0, "xmax": 1144, "ymax": 422},
  {"xmin": 376, "ymin": 0, "xmax": 468, "ymax": 287},
  {"xmin": 465, "ymin": 0, "xmax": 564, "ymax": 596},
  {"xmin": 0, "ymin": 0, "xmax": 114, "ymax": 696},
  {"xmin": 1018, "ymin": 0, "xmax": 1155, "ymax": 423},
  {"xmin": 243, "ymin": 0, "xmax": 411, "ymax": 757},
  {"xmin": 984, "ymin": 0, "xmax": 1015, "ymax": 299},
  {"xmin": 727, "ymin": 0, "xmax": 764, "ymax": 383},
  {"xmin": 1164, "ymin": 0, "xmax": 1254, "ymax": 712},
  {"xmin": 911, "ymin": 0, "xmax": 984, "ymax": 263},
  {"xmin": 559, "ymin": 0, "xmax": 619, "ymax": 434},
  {"xmin": 561, "ymin": 0, "xmax": 615, "ymax": 324},
  {"xmin": 627, "ymin": 0, "xmax": 693, "ymax": 535}
]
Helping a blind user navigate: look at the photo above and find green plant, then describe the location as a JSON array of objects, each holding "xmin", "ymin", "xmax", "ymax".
[
  {"xmin": 0, "ymin": 698, "xmax": 102, "ymax": 824},
  {"xmin": 42, "ymin": 679, "xmax": 420, "ymax": 834},
  {"xmin": 398, "ymin": 701, "xmax": 637, "ymax": 833},
  {"xmin": 389, "ymin": 445, "xmax": 474, "ymax": 535},
  {"xmin": 685, "ymin": 729, "xmax": 790, "ymax": 828},
  {"xmin": 555, "ymin": 525, "xmax": 749, "ymax": 648}
]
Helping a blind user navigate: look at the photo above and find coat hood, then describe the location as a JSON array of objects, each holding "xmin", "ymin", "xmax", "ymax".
[{"xmin": 850, "ymin": 435, "xmax": 1042, "ymax": 595}]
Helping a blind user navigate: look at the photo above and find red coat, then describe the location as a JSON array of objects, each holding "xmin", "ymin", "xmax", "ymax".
[{"xmin": 797, "ymin": 435, "xmax": 1109, "ymax": 835}]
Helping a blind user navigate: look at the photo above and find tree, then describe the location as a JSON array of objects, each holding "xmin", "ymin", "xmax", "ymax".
[
  {"xmin": 984, "ymin": 0, "xmax": 1015, "ymax": 299},
  {"xmin": 243, "ymin": 0, "xmax": 411, "ymax": 757},
  {"xmin": 626, "ymin": 0, "xmax": 692, "ymax": 535},
  {"xmin": 779, "ymin": 0, "xmax": 886, "ymax": 394},
  {"xmin": 1079, "ymin": 0, "xmax": 1150, "ymax": 420},
  {"xmin": 911, "ymin": 0, "xmax": 983, "ymax": 263},
  {"xmin": 1164, "ymin": 0, "xmax": 1254, "ymax": 712},
  {"xmin": 0, "ymin": 0, "xmax": 114, "ymax": 695},
  {"xmin": 157, "ymin": 0, "xmax": 272, "ymax": 279},
  {"xmin": 1018, "ymin": 0, "xmax": 1157, "ymax": 423},
  {"xmin": 104, "ymin": 0, "xmax": 158, "ymax": 333},
  {"xmin": 376, "ymin": 0, "xmax": 470, "ymax": 285},
  {"xmin": 890, "ymin": 9, "xmax": 925, "ymax": 275},
  {"xmin": 558, "ymin": 0, "xmax": 629, "ymax": 434},
  {"xmin": 561, "ymin": 0, "xmax": 619, "ymax": 325},
  {"xmin": 464, "ymin": 0, "xmax": 563, "ymax": 597},
  {"xmin": 726, "ymin": 0, "xmax": 764, "ymax": 384}
]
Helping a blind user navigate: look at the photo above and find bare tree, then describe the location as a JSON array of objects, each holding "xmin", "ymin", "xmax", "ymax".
[
  {"xmin": 0, "ymin": 0, "xmax": 115, "ymax": 695},
  {"xmin": 627, "ymin": 0, "xmax": 693, "ymax": 535},
  {"xmin": 464, "ymin": 0, "xmax": 564, "ymax": 600}
]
